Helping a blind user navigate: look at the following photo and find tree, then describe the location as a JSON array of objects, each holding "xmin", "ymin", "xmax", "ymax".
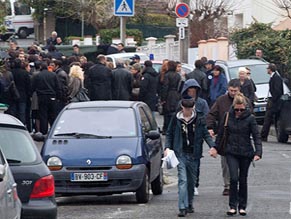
[
  {"xmin": 167, "ymin": 0, "xmax": 236, "ymax": 47},
  {"xmin": 0, "ymin": 1, "xmax": 7, "ymax": 34},
  {"xmin": 230, "ymin": 22, "xmax": 291, "ymax": 80},
  {"xmin": 20, "ymin": 0, "xmax": 118, "ymax": 31},
  {"xmin": 272, "ymin": 0, "xmax": 291, "ymax": 19}
]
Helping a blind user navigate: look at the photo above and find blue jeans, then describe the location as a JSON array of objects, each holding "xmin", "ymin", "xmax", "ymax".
[{"xmin": 177, "ymin": 153, "xmax": 199, "ymax": 210}]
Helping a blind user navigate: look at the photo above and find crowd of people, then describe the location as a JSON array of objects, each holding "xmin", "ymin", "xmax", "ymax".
[{"xmin": 0, "ymin": 36, "xmax": 267, "ymax": 217}]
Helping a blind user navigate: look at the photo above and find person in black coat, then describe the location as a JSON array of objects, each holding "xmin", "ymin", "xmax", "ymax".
[
  {"xmin": 215, "ymin": 92, "xmax": 262, "ymax": 216},
  {"xmin": 87, "ymin": 55, "xmax": 113, "ymax": 100},
  {"xmin": 160, "ymin": 60, "xmax": 181, "ymax": 133},
  {"xmin": 261, "ymin": 64, "xmax": 284, "ymax": 141},
  {"xmin": 112, "ymin": 59, "xmax": 133, "ymax": 100},
  {"xmin": 238, "ymin": 67, "xmax": 255, "ymax": 106},
  {"xmin": 9, "ymin": 58, "xmax": 31, "ymax": 125},
  {"xmin": 32, "ymin": 61, "xmax": 61, "ymax": 135},
  {"xmin": 139, "ymin": 60, "xmax": 159, "ymax": 112}
]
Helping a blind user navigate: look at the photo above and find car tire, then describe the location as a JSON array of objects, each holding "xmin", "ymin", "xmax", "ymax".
[
  {"xmin": 135, "ymin": 169, "xmax": 149, "ymax": 203},
  {"xmin": 276, "ymin": 119, "xmax": 288, "ymax": 143},
  {"xmin": 18, "ymin": 28, "xmax": 28, "ymax": 39},
  {"xmin": 0, "ymin": 34, "xmax": 11, "ymax": 41},
  {"xmin": 151, "ymin": 167, "xmax": 163, "ymax": 195}
]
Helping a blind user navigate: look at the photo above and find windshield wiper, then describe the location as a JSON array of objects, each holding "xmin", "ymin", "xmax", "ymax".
[
  {"xmin": 7, "ymin": 159, "xmax": 21, "ymax": 163},
  {"xmin": 54, "ymin": 132, "xmax": 112, "ymax": 139}
]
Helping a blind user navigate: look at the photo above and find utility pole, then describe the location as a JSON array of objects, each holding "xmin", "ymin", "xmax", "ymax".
[
  {"xmin": 114, "ymin": 0, "xmax": 135, "ymax": 45},
  {"xmin": 81, "ymin": 0, "xmax": 84, "ymax": 38},
  {"xmin": 176, "ymin": 1, "xmax": 190, "ymax": 63},
  {"xmin": 182, "ymin": 0, "xmax": 190, "ymax": 64},
  {"xmin": 120, "ymin": 17, "xmax": 126, "ymax": 45}
]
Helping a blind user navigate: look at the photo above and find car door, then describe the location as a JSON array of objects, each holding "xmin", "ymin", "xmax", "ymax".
[
  {"xmin": 0, "ymin": 149, "xmax": 17, "ymax": 219},
  {"xmin": 138, "ymin": 106, "xmax": 162, "ymax": 182}
]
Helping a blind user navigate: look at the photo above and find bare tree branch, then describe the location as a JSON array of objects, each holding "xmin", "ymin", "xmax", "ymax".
[{"xmin": 272, "ymin": 0, "xmax": 291, "ymax": 19}]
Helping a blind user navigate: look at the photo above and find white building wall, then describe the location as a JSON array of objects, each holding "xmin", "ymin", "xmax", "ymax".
[{"xmin": 228, "ymin": 0, "xmax": 286, "ymax": 29}]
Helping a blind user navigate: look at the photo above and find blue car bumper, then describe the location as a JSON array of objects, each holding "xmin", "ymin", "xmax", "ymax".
[{"xmin": 52, "ymin": 164, "xmax": 147, "ymax": 195}]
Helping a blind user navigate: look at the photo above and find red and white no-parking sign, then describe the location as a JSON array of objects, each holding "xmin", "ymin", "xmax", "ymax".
[{"xmin": 175, "ymin": 3, "xmax": 190, "ymax": 18}]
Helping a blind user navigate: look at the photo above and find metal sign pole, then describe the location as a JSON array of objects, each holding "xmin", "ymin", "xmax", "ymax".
[
  {"xmin": 114, "ymin": 0, "xmax": 134, "ymax": 45},
  {"xmin": 120, "ymin": 16, "xmax": 126, "ymax": 45}
]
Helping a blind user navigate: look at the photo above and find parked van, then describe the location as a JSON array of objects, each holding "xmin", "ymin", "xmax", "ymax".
[{"xmin": 1, "ymin": 0, "xmax": 34, "ymax": 40}]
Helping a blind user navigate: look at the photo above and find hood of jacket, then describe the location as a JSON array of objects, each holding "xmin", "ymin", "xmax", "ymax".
[{"xmin": 181, "ymin": 79, "xmax": 201, "ymax": 97}]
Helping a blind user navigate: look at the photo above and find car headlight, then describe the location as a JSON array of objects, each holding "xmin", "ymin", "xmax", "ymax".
[
  {"xmin": 116, "ymin": 155, "xmax": 132, "ymax": 169},
  {"xmin": 47, "ymin": 156, "xmax": 62, "ymax": 171}
]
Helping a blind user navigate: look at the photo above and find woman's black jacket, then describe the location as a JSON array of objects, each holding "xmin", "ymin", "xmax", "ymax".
[{"xmin": 216, "ymin": 107, "xmax": 262, "ymax": 158}]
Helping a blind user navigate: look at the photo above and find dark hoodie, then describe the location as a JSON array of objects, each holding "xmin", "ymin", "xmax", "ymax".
[
  {"xmin": 139, "ymin": 66, "xmax": 159, "ymax": 111},
  {"xmin": 181, "ymin": 79, "xmax": 209, "ymax": 115}
]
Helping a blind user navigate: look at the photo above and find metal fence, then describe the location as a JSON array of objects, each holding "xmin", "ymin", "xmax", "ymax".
[{"xmin": 138, "ymin": 40, "xmax": 180, "ymax": 61}]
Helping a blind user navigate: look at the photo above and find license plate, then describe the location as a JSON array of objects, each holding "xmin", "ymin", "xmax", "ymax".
[
  {"xmin": 70, "ymin": 172, "xmax": 108, "ymax": 182},
  {"xmin": 254, "ymin": 106, "xmax": 266, "ymax": 112}
]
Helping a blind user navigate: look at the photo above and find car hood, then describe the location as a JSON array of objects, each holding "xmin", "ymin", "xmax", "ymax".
[
  {"xmin": 255, "ymin": 83, "xmax": 269, "ymax": 99},
  {"xmin": 43, "ymin": 137, "xmax": 141, "ymax": 166}
]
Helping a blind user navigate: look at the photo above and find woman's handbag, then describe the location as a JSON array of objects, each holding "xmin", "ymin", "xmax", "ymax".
[
  {"xmin": 70, "ymin": 88, "xmax": 90, "ymax": 102},
  {"xmin": 216, "ymin": 112, "xmax": 229, "ymax": 156}
]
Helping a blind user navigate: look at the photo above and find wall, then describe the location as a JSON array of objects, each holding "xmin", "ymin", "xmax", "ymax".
[{"xmin": 227, "ymin": 0, "xmax": 286, "ymax": 30}]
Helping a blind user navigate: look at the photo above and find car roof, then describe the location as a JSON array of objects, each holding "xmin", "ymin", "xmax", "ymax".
[
  {"xmin": 216, "ymin": 59, "xmax": 268, "ymax": 68},
  {"xmin": 65, "ymin": 101, "xmax": 144, "ymax": 110},
  {"xmin": 0, "ymin": 114, "xmax": 25, "ymax": 129},
  {"xmin": 106, "ymin": 52, "xmax": 148, "ymax": 59}
]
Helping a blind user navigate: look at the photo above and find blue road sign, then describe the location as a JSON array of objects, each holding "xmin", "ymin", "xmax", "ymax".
[
  {"xmin": 175, "ymin": 3, "xmax": 190, "ymax": 18},
  {"xmin": 114, "ymin": 0, "xmax": 135, "ymax": 16}
]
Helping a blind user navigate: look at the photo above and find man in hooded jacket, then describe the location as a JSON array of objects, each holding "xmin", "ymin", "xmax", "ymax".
[{"xmin": 180, "ymin": 79, "xmax": 209, "ymax": 196}]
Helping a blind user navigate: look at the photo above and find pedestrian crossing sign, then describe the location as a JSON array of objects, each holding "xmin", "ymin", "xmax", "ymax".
[{"xmin": 114, "ymin": 0, "xmax": 135, "ymax": 16}]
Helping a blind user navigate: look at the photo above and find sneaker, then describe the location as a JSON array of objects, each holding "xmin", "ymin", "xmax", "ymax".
[
  {"xmin": 222, "ymin": 188, "xmax": 230, "ymax": 196},
  {"xmin": 187, "ymin": 205, "xmax": 194, "ymax": 213},
  {"xmin": 194, "ymin": 187, "xmax": 199, "ymax": 196},
  {"xmin": 178, "ymin": 209, "xmax": 187, "ymax": 217}
]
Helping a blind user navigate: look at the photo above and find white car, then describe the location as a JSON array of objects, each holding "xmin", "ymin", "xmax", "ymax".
[{"xmin": 105, "ymin": 52, "xmax": 149, "ymax": 68}]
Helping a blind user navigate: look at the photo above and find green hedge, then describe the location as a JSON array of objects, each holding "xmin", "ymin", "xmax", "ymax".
[{"xmin": 99, "ymin": 28, "xmax": 143, "ymax": 46}]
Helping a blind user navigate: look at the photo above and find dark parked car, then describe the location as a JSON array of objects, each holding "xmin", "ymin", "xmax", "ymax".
[
  {"xmin": 0, "ymin": 147, "xmax": 21, "ymax": 219},
  {"xmin": 275, "ymin": 94, "xmax": 291, "ymax": 143},
  {"xmin": 0, "ymin": 114, "xmax": 57, "ymax": 219},
  {"xmin": 41, "ymin": 101, "xmax": 164, "ymax": 203}
]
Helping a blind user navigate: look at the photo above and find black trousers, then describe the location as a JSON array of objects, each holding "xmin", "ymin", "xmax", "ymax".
[
  {"xmin": 38, "ymin": 95, "xmax": 57, "ymax": 135},
  {"xmin": 226, "ymin": 154, "xmax": 252, "ymax": 210},
  {"xmin": 261, "ymin": 102, "xmax": 279, "ymax": 139}
]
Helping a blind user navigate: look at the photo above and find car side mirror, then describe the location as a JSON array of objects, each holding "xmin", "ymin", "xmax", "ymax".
[
  {"xmin": 0, "ymin": 164, "xmax": 5, "ymax": 182},
  {"xmin": 146, "ymin": 130, "xmax": 160, "ymax": 140}
]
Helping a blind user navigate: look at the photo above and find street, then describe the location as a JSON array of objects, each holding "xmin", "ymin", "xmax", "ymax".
[
  {"xmin": 35, "ymin": 113, "xmax": 291, "ymax": 219},
  {"xmin": 0, "ymin": 35, "xmax": 35, "ymax": 48}
]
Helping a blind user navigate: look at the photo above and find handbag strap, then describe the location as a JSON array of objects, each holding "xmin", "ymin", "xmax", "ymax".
[{"xmin": 224, "ymin": 112, "xmax": 229, "ymax": 127}]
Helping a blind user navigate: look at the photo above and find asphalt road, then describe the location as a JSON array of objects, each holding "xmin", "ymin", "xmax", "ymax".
[
  {"xmin": 0, "ymin": 34, "xmax": 35, "ymax": 48},
  {"xmin": 34, "ymin": 113, "xmax": 291, "ymax": 219}
]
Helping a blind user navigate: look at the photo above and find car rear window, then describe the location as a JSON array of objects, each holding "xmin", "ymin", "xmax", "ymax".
[
  {"xmin": 52, "ymin": 107, "xmax": 137, "ymax": 137},
  {"xmin": 0, "ymin": 128, "xmax": 37, "ymax": 164},
  {"xmin": 229, "ymin": 64, "xmax": 270, "ymax": 84}
]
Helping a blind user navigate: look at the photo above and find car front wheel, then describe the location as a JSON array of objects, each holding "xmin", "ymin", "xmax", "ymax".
[{"xmin": 135, "ymin": 168, "xmax": 149, "ymax": 203}]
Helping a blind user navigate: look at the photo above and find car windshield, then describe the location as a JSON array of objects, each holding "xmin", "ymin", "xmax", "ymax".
[
  {"xmin": 52, "ymin": 107, "xmax": 137, "ymax": 137},
  {"xmin": 0, "ymin": 128, "xmax": 37, "ymax": 164},
  {"xmin": 229, "ymin": 64, "xmax": 270, "ymax": 84}
]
